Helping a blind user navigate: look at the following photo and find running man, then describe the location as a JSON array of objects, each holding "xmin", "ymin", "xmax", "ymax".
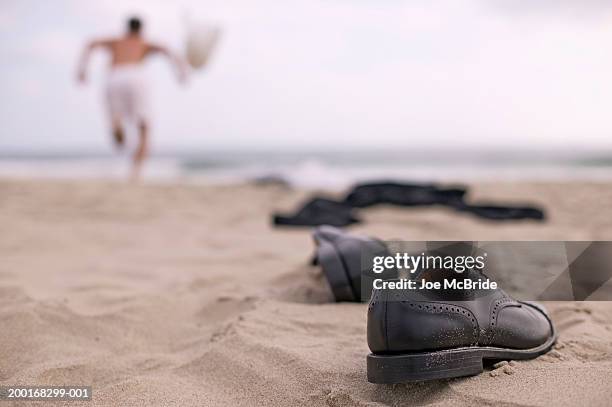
[{"xmin": 77, "ymin": 16, "xmax": 187, "ymax": 180}]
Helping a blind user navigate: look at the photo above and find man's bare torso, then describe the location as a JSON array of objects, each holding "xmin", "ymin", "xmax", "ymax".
[{"xmin": 107, "ymin": 36, "xmax": 152, "ymax": 66}]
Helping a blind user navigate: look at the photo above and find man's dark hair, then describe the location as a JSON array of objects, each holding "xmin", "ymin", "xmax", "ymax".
[{"xmin": 127, "ymin": 17, "xmax": 142, "ymax": 34}]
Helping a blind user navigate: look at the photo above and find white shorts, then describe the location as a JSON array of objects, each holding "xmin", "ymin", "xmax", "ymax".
[{"xmin": 105, "ymin": 65, "xmax": 150, "ymax": 125}]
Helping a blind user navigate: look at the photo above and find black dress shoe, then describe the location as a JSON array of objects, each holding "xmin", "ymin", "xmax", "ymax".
[
  {"xmin": 313, "ymin": 226, "xmax": 392, "ymax": 302},
  {"xmin": 311, "ymin": 228, "xmax": 556, "ymax": 382},
  {"xmin": 367, "ymin": 284, "xmax": 556, "ymax": 383}
]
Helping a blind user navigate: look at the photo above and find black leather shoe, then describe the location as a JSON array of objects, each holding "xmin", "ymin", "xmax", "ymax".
[
  {"xmin": 367, "ymin": 285, "xmax": 556, "ymax": 383},
  {"xmin": 313, "ymin": 226, "xmax": 392, "ymax": 302}
]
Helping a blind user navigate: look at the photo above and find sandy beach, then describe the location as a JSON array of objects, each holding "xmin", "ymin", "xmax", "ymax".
[{"xmin": 1, "ymin": 178, "xmax": 611, "ymax": 406}]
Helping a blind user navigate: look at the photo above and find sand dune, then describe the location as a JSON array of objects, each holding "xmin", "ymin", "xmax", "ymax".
[{"xmin": 1, "ymin": 179, "xmax": 611, "ymax": 406}]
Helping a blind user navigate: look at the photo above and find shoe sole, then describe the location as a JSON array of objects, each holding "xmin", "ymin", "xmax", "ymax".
[{"xmin": 367, "ymin": 302, "xmax": 557, "ymax": 383}]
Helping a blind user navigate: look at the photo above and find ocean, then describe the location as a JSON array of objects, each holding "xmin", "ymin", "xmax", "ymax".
[{"xmin": 1, "ymin": 149, "xmax": 612, "ymax": 189}]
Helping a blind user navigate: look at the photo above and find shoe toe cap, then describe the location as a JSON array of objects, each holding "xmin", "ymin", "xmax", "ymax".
[{"xmin": 493, "ymin": 302, "xmax": 553, "ymax": 349}]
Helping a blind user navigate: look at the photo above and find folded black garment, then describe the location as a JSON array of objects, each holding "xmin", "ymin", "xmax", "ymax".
[
  {"xmin": 343, "ymin": 182, "xmax": 466, "ymax": 208},
  {"xmin": 273, "ymin": 181, "xmax": 545, "ymax": 227},
  {"xmin": 344, "ymin": 181, "xmax": 545, "ymax": 221},
  {"xmin": 273, "ymin": 198, "xmax": 360, "ymax": 227},
  {"xmin": 451, "ymin": 202, "xmax": 545, "ymax": 221}
]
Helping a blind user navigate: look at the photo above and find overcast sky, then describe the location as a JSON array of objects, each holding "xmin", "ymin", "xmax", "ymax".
[{"xmin": 2, "ymin": 0, "xmax": 612, "ymax": 153}]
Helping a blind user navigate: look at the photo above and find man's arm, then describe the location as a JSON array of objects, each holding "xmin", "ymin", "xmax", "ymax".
[
  {"xmin": 77, "ymin": 39, "xmax": 112, "ymax": 84},
  {"xmin": 147, "ymin": 43, "xmax": 188, "ymax": 83}
]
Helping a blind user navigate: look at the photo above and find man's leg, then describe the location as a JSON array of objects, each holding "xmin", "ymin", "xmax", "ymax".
[
  {"xmin": 111, "ymin": 117, "xmax": 125, "ymax": 149},
  {"xmin": 131, "ymin": 120, "xmax": 149, "ymax": 181}
]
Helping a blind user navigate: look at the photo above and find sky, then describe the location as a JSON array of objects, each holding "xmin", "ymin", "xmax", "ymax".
[{"xmin": 2, "ymin": 0, "xmax": 612, "ymax": 153}]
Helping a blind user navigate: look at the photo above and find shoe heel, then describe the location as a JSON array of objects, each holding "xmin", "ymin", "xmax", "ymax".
[{"xmin": 367, "ymin": 348, "xmax": 483, "ymax": 383}]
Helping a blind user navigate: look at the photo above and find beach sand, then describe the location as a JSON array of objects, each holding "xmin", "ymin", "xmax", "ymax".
[{"xmin": 1, "ymin": 179, "xmax": 611, "ymax": 406}]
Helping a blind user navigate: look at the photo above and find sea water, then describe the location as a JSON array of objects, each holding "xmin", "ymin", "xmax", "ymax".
[{"xmin": 1, "ymin": 149, "xmax": 612, "ymax": 188}]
